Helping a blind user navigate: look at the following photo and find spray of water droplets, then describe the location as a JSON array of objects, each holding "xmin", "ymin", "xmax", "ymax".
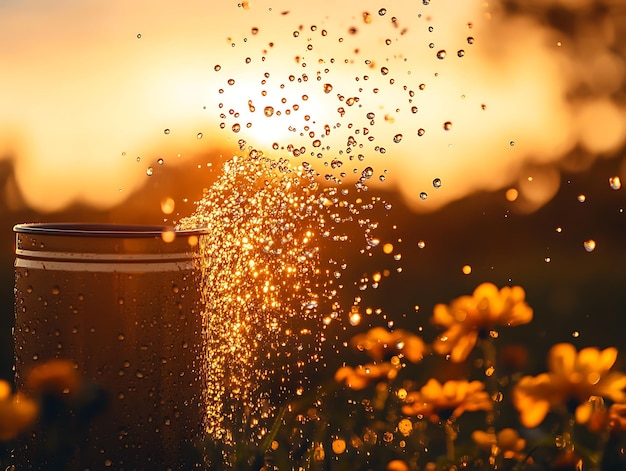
[{"xmin": 178, "ymin": 149, "xmax": 391, "ymax": 448}]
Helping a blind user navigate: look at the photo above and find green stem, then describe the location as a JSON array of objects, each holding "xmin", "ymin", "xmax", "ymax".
[{"xmin": 445, "ymin": 419, "xmax": 457, "ymax": 463}]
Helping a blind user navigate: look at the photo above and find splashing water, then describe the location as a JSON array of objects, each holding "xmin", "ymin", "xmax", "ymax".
[{"xmin": 178, "ymin": 149, "xmax": 391, "ymax": 453}]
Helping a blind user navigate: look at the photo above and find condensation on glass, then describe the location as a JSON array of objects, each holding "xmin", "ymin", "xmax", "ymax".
[{"xmin": 13, "ymin": 223, "xmax": 206, "ymax": 470}]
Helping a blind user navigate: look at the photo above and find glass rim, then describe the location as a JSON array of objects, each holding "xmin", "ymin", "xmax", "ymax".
[{"xmin": 13, "ymin": 223, "xmax": 207, "ymax": 238}]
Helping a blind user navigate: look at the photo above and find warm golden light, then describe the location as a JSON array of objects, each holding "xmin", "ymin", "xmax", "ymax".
[{"xmin": 1, "ymin": 0, "xmax": 624, "ymax": 213}]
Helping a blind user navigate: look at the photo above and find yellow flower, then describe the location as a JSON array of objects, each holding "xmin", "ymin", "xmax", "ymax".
[
  {"xmin": 472, "ymin": 428, "xmax": 526, "ymax": 459},
  {"xmin": 351, "ymin": 327, "xmax": 426, "ymax": 363},
  {"xmin": 513, "ymin": 343, "xmax": 626, "ymax": 428},
  {"xmin": 25, "ymin": 359, "xmax": 80, "ymax": 396},
  {"xmin": 0, "ymin": 380, "xmax": 38, "ymax": 441},
  {"xmin": 401, "ymin": 378, "xmax": 492, "ymax": 422},
  {"xmin": 432, "ymin": 283, "xmax": 533, "ymax": 362},
  {"xmin": 334, "ymin": 363, "xmax": 398, "ymax": 390}
]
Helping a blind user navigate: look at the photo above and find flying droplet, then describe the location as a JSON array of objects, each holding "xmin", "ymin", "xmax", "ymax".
[
  {"xmin": 577, "ymin": 194, "xmax": 586, "ymax": 203},
  {"xmin": 380, "ymin": 67, "xmax": 389, "ymax": 76},
  {"xmin": 443, "ymin": 121, "xmax": 453, "ymax": 131},
  {"xmin": 393, "ymin": 134, "xmax": 403, "ymax": 143},
  {"xmin": 378, "ymin": 8, "xmax": 387, "ymax": 15},
  {"xmin": 146, "ymin": 167, "xmax": 153, "ymax": 176},
  {"xmin": 419, "ymin": 192, "xmax": 428, "ymax": 200},
  {"xmin": 433, "ymin": 178, "xmax": 442, "ymax": 188},
  {"xmin": 609, "ymin": 176, "xmax": 622, "ymax": 190},
  {"xmin": 197, "ymin": 132, "xmax": 203, "ymax": 139},
  {"xmin": 214, "ymin": 64, "xmax": 221, "ymax": 72},
  {"xmin": 157, "ymin": 158, "xmax": 164, "ymax": 165},
  {"xmin": 323, "ymin": 83, "xmax": 333, "ymax": 93},
  {"xmin": 232, "ymin": 123, "xmax": 241, "ymax": 133},
  {"xmin": 583, "ymin": 239, "xmax": 596, "ymax": 252},
  {"xmin": 411, "ymin": 106, "xmax": 418, "ymax": 114},
  {"xmin": 436, "ymin": 50, "xmax": 446, "ymax": 59},
  {"xmin": 457, "ymin": 49, "xmax": 465, "ymax": 57},
  {"xmin": 362, "ymin": 167, "xmax": 374, "ymax": 179},
  {"xmin": 510, "ymin": 141, "xmax": 515, "ymax": 146},
  {"xmin": 417, "ymin": 240, "xmax": 426, "ymax": 249},
  {"xmin": 163, "ymin": 128, "xmax": 170, "ymax": 135},
  {"xmin": 467, "ymin": 37, "xmax": 475, "ymax": 44},
  {"xmin": 417, "ymin": 128, "xmax": 425, "ymax": 136},
  {"xmin": 264, "ymin": 106, "xmax": 274, "ymax": 117}
]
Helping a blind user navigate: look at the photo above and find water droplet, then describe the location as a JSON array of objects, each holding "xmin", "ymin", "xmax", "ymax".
[
  {"xmin": 583, "ymin": 239, "xmax": 596, "ymax": 252},
  {"xmin": 411, "ymin": 106, "xmax": 418, "ymax": 114},
  {"xmin": 214, "ymin": 64, "xmax": 221, "ymax": 72},
  {"xmin": 361, "ymin": 167, "xmax": 374, "ymax": 179},
  {"xmin": 197, "ymin": 132, "xmax": 203, "ymax": 139},
  {"xmin": 312, "ymin": 139, "xmax": 321, "ymax": 147},
  {"xmin": 157, "ymin": 158, "xmax": 164, "ymax": 165},
  {"xmin": 457, "ymin": 49, "xmax": 465, "ymax": 57},
  {"xmin": 433, "ymin": 178, "xmax": 442, "ymax": 188},
  {"xmin": 164, "ymin": 128, "xmax": 170, "ymax": 135},
  {"xmin": 378, "ymin": 8, "xmax": 387, "ymax": 15},
  {"xmin": 136, "ymin": 33, "xmax": 142, "ymax": 39},
  {"xmin": 467, "ymin": 37, "xmax": 475, "ymax": 44},
  {"xmin": 510, "ymin": 140, "xmax": 515, "ymax": 146},
  {"xmin": 436, "ymin": 50, "xmax": 446, "ymax": 59},
  {"xmin": 51, "ymin": 286, "xmax": 60, "ymax": 295},
  {"xmin": 417, "ymin": 240, "xmax": 426, "ymax": 248},
  {"xmin": 380, "ymin": 67, "xmax": 389, "ymax": 76},
  {"xmin": 232, "ymin": 123, "xmax": 241, "ymax": 133},
  {"xmin": 146, "ymin": 167, "xmax": 154, "ymax": 176},
  {"xmin": 417, "ymin": 128, "xmax": 425, "ymax": 136},
  {"xmin": 577, "ymin": 194, "xmax": 586, "ymax": 203},
  {"xmin": 367, "ymin": 238, "xmax": 380, "ymax": 247},
  {"xmin": 393, "ymin": 134, "xmax": 403, "ymax": 143},
  {"xmin": 609, "ymin": 176, "xmax": 622, "ymax": 190},
  {"xmin": 264, "ymin": 106, "xmax": 274, "ymax": 117},
  {"xmin": 323, "ymin": 83, "xmax": 333, "ymax": 93},
  {"xmin": 443, "ymin": 121, "xmax": 453, "ymax": 131},
  {"xmin": 419, "ymin": 192, "xmax": 428, "ymax": 200}
]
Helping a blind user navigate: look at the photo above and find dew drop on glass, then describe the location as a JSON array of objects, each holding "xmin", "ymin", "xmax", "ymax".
[
  {"xmin": 609, "ymin": 176, "xmax": 622, "ymax": 190},
  {"xmin": 583, "ymin": 239, "xmax": 596, "ymax": 252},
  {"xmin": 433, "ymin": 178, "xmax": 442, "ymax": 188},
  {"xmin": 436, "ymin": 50, "xmax": 446, "ymax": 59}
]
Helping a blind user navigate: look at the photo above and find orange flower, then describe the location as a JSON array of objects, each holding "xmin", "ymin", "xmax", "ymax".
[
  {"xmin": 402, "ymin": 378, "xmax": 492, "ymax": 421},
  {"xmin": 0, "ymin": 379, "xmax": 38, "ymax": 441},
  {"xmin": 513, "ymin": 343, "xmax": 626, "ymax": 428},
  {"xmin": 25, "ymin": 359, "xmax": 80, "ymax": 396},
  {"xmin": 472, "ymin": 428, "xmax": 526, "ymax": 459},
  {"xmin": 351, "ymin": 327, "xmax": 426, "ymax": 363},
  {"xmin": 432, "ymin": 283, "xmax": 533, "ymax": 362},
  {"xmin": 334, "ymin": 363, "xmax": 398, "ymax": 390}
]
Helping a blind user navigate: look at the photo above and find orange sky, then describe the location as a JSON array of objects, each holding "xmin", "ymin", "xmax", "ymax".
[{"xmin": 1, "ymin": 0, "xmax": 624, "ymax": 213}]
